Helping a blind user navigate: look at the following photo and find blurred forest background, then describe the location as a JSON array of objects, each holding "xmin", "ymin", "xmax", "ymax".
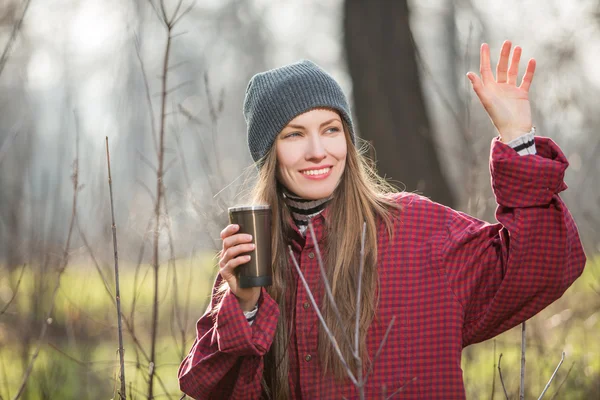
[{"xmin": 0, "ymin": 0, "xmax": 598, "ymax": 399}]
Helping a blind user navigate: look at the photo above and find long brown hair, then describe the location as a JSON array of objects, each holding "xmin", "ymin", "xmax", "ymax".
[{"xmin": 217, "ymin": 120, "xmax": 401, "ymax": 399}]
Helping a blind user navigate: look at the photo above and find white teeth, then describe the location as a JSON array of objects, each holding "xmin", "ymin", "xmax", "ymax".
[{"xmin": 302, "ymin": 168, "xmax": 330, "ymax": 176}]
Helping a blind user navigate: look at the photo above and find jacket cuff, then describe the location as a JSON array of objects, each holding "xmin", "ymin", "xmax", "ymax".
[
  {"xmin": 215, "ymin": 287, "xmax": 279, "ymax": 356},
  {"xmin": 490, "ymin": 136, "xmax": 568, "ymax": 208}
]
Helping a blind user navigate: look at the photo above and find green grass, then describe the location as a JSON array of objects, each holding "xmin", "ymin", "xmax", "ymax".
[{"xmin": 0, "ymin": 253, "xmax": 598, "ymax": 399}]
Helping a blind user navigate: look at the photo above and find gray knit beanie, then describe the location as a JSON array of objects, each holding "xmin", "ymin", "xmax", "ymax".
[{"xmin": 243, "ymin": 60, "xmax": 355, "ymax": 165}]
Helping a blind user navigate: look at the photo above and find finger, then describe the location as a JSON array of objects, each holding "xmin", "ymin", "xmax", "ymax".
[
  {"xmin": 519, "ymin": 58, "xmax": 536, "ymax": 92},
  {"xmin": 220, "ymin": 224, "xmax": 239, "ymax": 240},
  {"xmin": 495, "ymin": 40, "xmax": 512, "ymax": 84},
  {"xmin": 479, "ymin": 43, "xmax": 495, "ymax": 85},
  {"xmin": 221, "ymin": 243, "xmax": 255, "ymax": 264},
  {"xmin": 222, "ymin": 233, "xmax": 253, "ymax": 251},
  {"xmin": 221, "ymin": 255, "xmax": 252, "ymax": 275},
  {"xmin": 507, "ymin": 46, "xmax": 522, "ymax": 86}
]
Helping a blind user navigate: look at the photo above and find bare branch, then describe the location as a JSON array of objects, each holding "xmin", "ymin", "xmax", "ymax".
[
  {"xmin": 136, "ymin": 179, "xmax": 156, "ymax": 203},
  {"xmin": 520, "ymin": 322, "xmax": 526, "ymax": 400},
  {"xmin": 0, "ymin": 263, "xmax": 26, "ymax": 316},
  {"xmin": 12, "ymin": 130, "xmax": 80, "ymax": 400},
  {"xmin": 386, "ymin": 377, "xmax": 417, "ymax": 400},
  {"xmin": 171, "ymin": 0, "xmax": 196, "ymax": 27},
  {"xmin": 159, "ymin": 0, "xmax": 168, "ymax": 25},
  {"xmin": 178, "ymin": 103, "xmax": 206, "ymax": 126},
  {"xmin": 106, "ymin": 137, "xmax": 126, "ymax": 400},
  {"xmin": 148, "ymin": 6, "xmax": 174, "ymax": 395},
  {"xmin": 147, "ymin": 0, "xmax": 165, "ymax": 27},
  {"xmin": 355, "ymin": 222, "xmax": 367, "ymax": 389},
  {"xmin": 537, "ymin": 352, "xmax": 565, "ymax": 400},
  {"xmin": 363, "ymin": 316, "xmax": 395, "ymax": 387},
  {"xmin": 0, "ymin": 0, "xmax": 32, "ymax": 77},
  {"xmin": 137, "ymin": 149, "xmax": 157, "ymax": 172},
  {"xmin": 490, "ymin": 339, "xmax": 497, "ymax": 400},
  {"xmin": 170, "ymin": 0, "xmax": 185, "ymax": 26},
  {"xmin": 167, "ymin": 60, "xmax": 190, "ymax": 71},
  {"xmin": 0, "ymin": 128, "xmax": 21, "ymax": 166},
  {"xmin": 307, "ymin": 223, "xmax": 354, "ymax": 352},
  {"xmin": 133, "ymin": 32, "xmax": 159, "ymax": 156},
  {"xmin": 288, "ymin": 246, "xmax": 358, "ymax": 385},
  {"xmin": 165, "ymin": 80, "xmax": 194, "ymax": 95},
  {"xmin": 549, "ymin": 362, "xmax": 575, "ymax": 400},
  {"xmin": 163, "ymin": 157, "xmax": 178, "ymax": 175},
  {"xmin": 76, "ymin": 219, "xmax": 115, "ymax": 302},
  {"xmin": 170, "ymin": 31, "xmax": 189, "ymax": 39},
  {"xmin": 498, "ymin": 353, "xmax": 509, "ymax": 400}
]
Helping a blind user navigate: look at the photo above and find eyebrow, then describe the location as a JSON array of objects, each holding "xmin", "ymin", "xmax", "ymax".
[{"xmin": 285, "ymin": 118, "xmax": 341, "ymax": 130}]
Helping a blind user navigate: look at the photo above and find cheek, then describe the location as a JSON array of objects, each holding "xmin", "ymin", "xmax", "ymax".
[
  {"xmin": 275, "ymin": 144, "xmax": 293, "ymax": 171},
  {"xmin": 332, "ymin": 137, "xmax": 348, "ymax": 161}
]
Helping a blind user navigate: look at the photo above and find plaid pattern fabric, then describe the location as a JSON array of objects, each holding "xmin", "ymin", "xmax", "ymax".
[{"xmin": 178, "ymin": 137, "xmax": 586, "ymax": 399}]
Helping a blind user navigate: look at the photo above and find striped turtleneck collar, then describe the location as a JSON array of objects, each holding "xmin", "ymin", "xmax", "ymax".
[{"xmin": 282, "ymin": 188, "xmax": 332, "ymax": 236}]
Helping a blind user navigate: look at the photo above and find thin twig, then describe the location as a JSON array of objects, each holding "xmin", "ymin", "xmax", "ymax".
[
  {"xmin": 147, "ymin": 0, "xmax": 166, "ymax": 27},
  {"xmin": 490, "ymin": 339, "xmax": 497, "ymax": 400},
  {"xmin": 0, "ymin": 263, "xmax": 26, "ymax": 316},
  {"xmin": 106, "ymin": 137, "xmax": 127, "ymax": 400},
  {"xmin": 169, "ymin": 31, "xmax": 189, "ymax": 40},
  {"xmin": 549, "ymin": 362, "xmax": 574, "ymax": 400},
  {"xmin": 386, "ymin": 377, "xmax": 417, "ymax": 400},
  {"xmin": 0, "ymin": 128, "xmax": 21, "ymax": 166},
  {"xmin": 12, "ymin": 130, "xmax": 80, "ymax": 400},
  {"xmin": 167, "ymin": 60, "xmax": 189, "ymax": 71},
  {"xmin": 537, "ymin": 352, "xmax": 565, "ymax": 400},
  {"xmin": 163, "ymin": 80, "xmax": 194, "ymax": 95},
  {"xmin": 171, "ymin": 1, "xmax": 196, "ymax": 27},
  {"xmin": 498, "ymin": 353, "xmax": 509, "ymax": 400},
  {"xmin": 363, "ymin": 316, "xmax": 396, "ymax": 387},
  {"xmin": 307, "ymin": 223, "xmax": 354, "ymax": 352},
  {"xmin": 170, "ymin": 0, "xmax": 185, "ymax": 26},
  {"xmin": 133, "ymin": 33, "xmax": 159, "ymax": 157},
  {"xmin": 137, "ymin": 149, "xmax": 157, "ymax": 172},
  {"xmin": 520, "ymin": 322, "xmax": 526, "ymax": 400},
  {"xmin": 0, "ymin": 0, "xmax": 32, "ymax": 76},
  {"xmin": 288, "ymin": 246, "xmax": 358, "ymax": 385},
  {"xmin": 161, "ymin": 184, "xmax": 186, "ymax": 358},
  {"xmin": 76, "ymin": 219, "xmax": 115, "ymax": 303},
  {"xmin": 355, "ymin": 222, "xmax": 367, "ymax": 399},
  {"xmin": 148, "ymin": 0, "xmax": 177, "ymax": 394}
]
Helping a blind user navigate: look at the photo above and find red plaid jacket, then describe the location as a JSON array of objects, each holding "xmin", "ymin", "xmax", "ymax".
[{"xmin": 179, "ymin": 137, "xmax": 586, "ymax": 399}]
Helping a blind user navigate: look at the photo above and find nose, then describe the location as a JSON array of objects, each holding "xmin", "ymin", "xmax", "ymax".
[{"xmin": 305, "ymin": 134, "xmax": 326, "ymax": 162}]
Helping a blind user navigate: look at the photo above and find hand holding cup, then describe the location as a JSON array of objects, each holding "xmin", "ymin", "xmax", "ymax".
[{"xmin": 219, "ymin": 224, "xmax": 261, "ymax": 311}]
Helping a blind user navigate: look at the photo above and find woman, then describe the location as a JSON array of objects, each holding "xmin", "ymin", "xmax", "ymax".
[{"xmin": 178, "ymin": 41, "xmax": 586, "ymax": 399}]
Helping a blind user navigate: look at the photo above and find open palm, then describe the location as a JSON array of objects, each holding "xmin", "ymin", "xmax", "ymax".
[{"xmin": 467, "ymin": 41, "xmax": 536, "ymax": 143}]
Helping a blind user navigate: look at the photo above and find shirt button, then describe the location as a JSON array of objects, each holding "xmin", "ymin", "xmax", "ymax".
[
  {"xmin": 305, "ymin": 354, "xmax": 312, "ymax": 362},
  {"xmin": 303, "ymin": 302, "xmax": 310, "ymax": 309},
  {"xmin": 308, "ymin": 252, "xmax": 315, "ymax": 259}
]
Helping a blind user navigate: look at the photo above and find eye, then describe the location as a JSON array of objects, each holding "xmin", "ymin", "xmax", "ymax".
[
  {"xmin": 325, "ymin": 126, "xmax": 341, "ymax": 134},
  {"xmin": 282, "ymin": 131, "xmax": 301, "ymax": 139}
]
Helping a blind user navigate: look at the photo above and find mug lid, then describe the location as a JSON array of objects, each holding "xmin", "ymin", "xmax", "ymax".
[{"xmin": 228, "ymin": 205, "xmax": 271, "ymax": 213}]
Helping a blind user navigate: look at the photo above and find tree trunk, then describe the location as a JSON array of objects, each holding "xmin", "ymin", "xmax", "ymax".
[{"xmin": 343, "ymin": 0, "xmax": 455, "ymax": 207}]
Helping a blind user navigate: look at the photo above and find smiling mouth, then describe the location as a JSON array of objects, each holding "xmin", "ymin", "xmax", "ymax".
[{"xmin": 301, "ymin": 167, "xmax": 331, "ymax": 176}]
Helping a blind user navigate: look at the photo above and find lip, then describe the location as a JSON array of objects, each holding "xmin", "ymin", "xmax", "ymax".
[{"xmin": 299, "ymin": 165, "xmax": 333, "ymax": 180}]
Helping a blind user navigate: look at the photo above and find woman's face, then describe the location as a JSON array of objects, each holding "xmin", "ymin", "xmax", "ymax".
[{"xmin": 275, "ymin": 108, "xmax": 347, "ymax": 200}]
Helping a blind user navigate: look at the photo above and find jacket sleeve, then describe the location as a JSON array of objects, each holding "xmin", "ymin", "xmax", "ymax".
[
  {"xmin": 433, "ymin": 136, "xmax": 586, "ymax": 347},
  {"xmin": 178, "ymin": 274, "xmax": 280, "ymax": 399}
]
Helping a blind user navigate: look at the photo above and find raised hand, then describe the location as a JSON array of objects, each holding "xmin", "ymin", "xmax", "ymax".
[{"xmin": 467, "ymin": 40, "xmax": 536, "ymax": 143}]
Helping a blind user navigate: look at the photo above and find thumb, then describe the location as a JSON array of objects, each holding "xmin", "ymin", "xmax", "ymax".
[{"xmin": 466, "ymin": 72, "xmax": 484, "ymax": 95}]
